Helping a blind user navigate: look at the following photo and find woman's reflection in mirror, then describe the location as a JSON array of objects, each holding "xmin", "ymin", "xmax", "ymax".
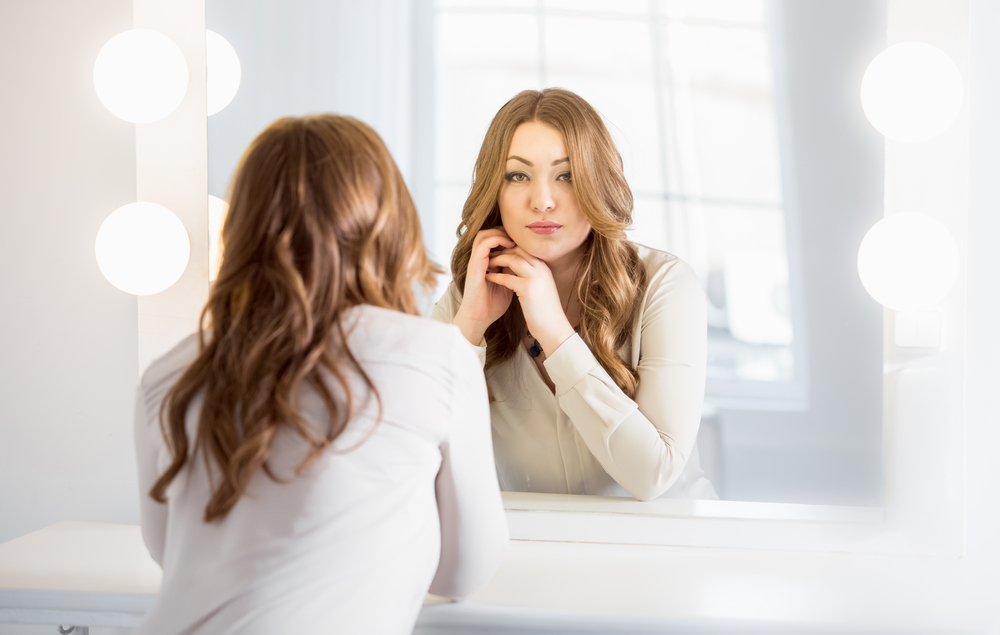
[
  {"xmin": 134, "ymin": 114, "xmax": 508, "ymax": 634},
  {"xmin": 433, "ymin": 88, "xmax": 716, "ymax": 501}
]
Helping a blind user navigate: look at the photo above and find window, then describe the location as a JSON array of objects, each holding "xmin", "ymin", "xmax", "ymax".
[{"xmin": 435, "ymin": 0, "xmax": 803, "ymax": 406}]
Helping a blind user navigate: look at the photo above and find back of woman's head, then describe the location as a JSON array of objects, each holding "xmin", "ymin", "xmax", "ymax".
[{"xmin": 151, "ymin": 114, "xmax": 439, "ymax": 521}]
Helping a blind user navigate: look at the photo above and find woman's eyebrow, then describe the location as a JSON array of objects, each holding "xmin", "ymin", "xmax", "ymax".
[{"xmin": 505, "ymin": 156, "xmax": 570, "ymax": 166}]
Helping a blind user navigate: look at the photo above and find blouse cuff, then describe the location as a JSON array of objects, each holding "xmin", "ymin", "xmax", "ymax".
[
  {"xmin": 543, "ymin": 333, "xmax": 600, "ymax": 396},
  {"xmin": 446, "ymin": 323, "xmax": 487, "ymax": 368},
  {"xmin": 472, "ymin": 341, "xmax": 487, "ymax": 368}
]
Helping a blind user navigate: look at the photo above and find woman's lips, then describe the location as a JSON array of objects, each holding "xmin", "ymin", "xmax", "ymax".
[{"xmin": 527, "ymin": 222, "xmax": 562, "ymax": 235}]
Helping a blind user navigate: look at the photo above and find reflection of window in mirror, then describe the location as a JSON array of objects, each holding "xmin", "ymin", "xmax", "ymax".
[
  {"xmin": 437, "ymin": 0, "xmax": 796, "ymax": 406},
  {"xmin": 436, "ymin": 0, "xmax": 884, "ymax": 506}
]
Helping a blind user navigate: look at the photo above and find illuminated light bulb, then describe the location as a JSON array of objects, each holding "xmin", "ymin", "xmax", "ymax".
[
  {"xmin": 857, "ymin": 213, "xmax": 959, "ymax": 311},
  {"xmin": 860, "ymin": 42, "xmax": 963, "ymax": 143},
  {"xmin": 93, "ymin": 29, "xmax": 189, "ymax": 124},
  {"xmin": 206, "ymin": 30, "xmax": 241, "ymax": 116},
  {"xmin": 96, "ymin": 202, "xmax": 190, "ymax": 295},
  {"xmin": 208, "ymin": 195, "xmax": 229, "ymax": 281}
]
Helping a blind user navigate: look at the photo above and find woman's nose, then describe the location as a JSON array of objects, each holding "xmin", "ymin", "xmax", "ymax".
[{"xmin": 530, "ymin": 181, "xmax": 555, "ymax": 213}]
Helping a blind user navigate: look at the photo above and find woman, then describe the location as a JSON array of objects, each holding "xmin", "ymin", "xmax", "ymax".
[
  {"xmin": 134, "ymin": 115, "xmax": 508, "ymax": 634},
  {"xmin": 433, "ymin": 88, "xmax": 715, "ymax": 501}
]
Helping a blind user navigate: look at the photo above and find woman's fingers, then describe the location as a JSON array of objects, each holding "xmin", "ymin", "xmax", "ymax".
[
  {"xmin": 473, "ymin": 230, "xmax": 516, "ymax": 253},
  {"xmin": 484, "ymin": 272, "xmax": 525, "ymax": 294},
  {"xmin": 454, "ymin": 228, "xmax": 520, "ymax": 336},
  {"xmin": 490, "ymin": 245, "xmax": 544, "ymax": 267},
  {"xmin": 477, "ymin": 234, "xmax": 516, "ymax": 250},
  {"xmin": 470, "ymin": 235, "xmax": 516, "ymax": 274},
  {"xmin": 487, "ymin": 253, "xmax": 533, "ymax": 277}
]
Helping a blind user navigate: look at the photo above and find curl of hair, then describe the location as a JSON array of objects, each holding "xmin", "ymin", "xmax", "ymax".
[
  {"xmin": 150, "ymin": 115, "xmax": 441, "ymax": 522},
  {"xmin": 451, "ymin": 88, "xmax": 647, "ymax": 397}
]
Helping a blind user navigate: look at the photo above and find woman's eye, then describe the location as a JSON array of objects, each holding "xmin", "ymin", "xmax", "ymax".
[
  {"xmin": 557, "ymin": 172, "xmax": 573, "ymax": 183},
  {"xmin": 504, "ymin": 172, "xmax": 528, "ymax": 183}
]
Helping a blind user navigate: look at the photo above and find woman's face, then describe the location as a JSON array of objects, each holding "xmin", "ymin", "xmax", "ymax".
[{"xmin": 498, "ymin": 121, "xmax": 592, "ymax": 268}]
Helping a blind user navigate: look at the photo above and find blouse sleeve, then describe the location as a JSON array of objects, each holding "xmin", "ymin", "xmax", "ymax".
[
  {"xmin": 134, "ymin": 383, "xmax": 168, "ymax": 566},
  {"xmin": 542, "ymin": 257, "xmax": 707, "ymax": 501},
  {"xmin": 430, "ymin": 282, "xmax": 487, "ymax": 369},
  {"xmin": 429, "ymin": 329, "xmax": 509, "ymax": 599}
]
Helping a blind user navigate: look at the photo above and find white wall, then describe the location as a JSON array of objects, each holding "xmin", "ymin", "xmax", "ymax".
[{"xmin": 0, "ymin": 0, "xmax": 140, "ymax": 545}]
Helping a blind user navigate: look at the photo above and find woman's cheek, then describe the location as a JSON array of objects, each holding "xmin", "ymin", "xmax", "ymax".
[
  {"xmin": 568, "ymin": 225, "xmax": 592, "ymax": 251},
  {"xmin": 503, "ymin": 222, "xmax": 525, "ymax": 244}
]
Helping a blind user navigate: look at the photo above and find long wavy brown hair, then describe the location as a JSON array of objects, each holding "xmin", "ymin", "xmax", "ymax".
[
  {"xmin": 150, "ymin": 114, "xmax": 440, "ymax": 522},
  {"xmin": 451, "ymin": 88, "xmax": 647, "ymax": 397}
]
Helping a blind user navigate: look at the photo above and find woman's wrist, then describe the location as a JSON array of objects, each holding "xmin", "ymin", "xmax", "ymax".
[
  {"xmin": 534, "ymin": 321, "xmax": 576, "ymax": 358},
  {"xmin": 452, "ymin": 311, "xmax": 490, "ymax": 346}
]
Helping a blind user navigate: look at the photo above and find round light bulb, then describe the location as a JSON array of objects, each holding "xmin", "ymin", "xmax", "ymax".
[
  {"xmin": 93, "ymin": 29, "xmax": 189, "ymax": 124},
  {"xmin": 206, "ymin": 30, "xmax": 241, "ymax": 116},
  {"xmin": 208, "ymin": 195, "xmax": 230, "ymax": 281},
  {"xmin": 857, "ymin": 212, "xmax": 959, "ymax": 311},
  {"xmin": 96, "ymin": 202, "xmax": 190, "ymax": 295},
  {"xmin": 860, "ymin": 42, "xmax": 963, "ymax": 143}
]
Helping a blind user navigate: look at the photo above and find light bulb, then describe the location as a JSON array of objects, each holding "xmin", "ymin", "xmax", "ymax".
[
  {"xmin": 208, "ymin": 195, "xmax": 229, "ymax": 281},
  {"xmin": 206, "ymin": 30, "xmax": 241, "ymax": 116},
  {"xmin": 93, "ymin": 29, "xmax": 189, "ymax": 124},
  {"xmin": 860, "ymin": 42, "xmax": 963, "ymax": 143},
  {"xmin": 857, "ymin": 212, "xmax": 959, "ymax": 311},
  {"xmin": 96, "ymin": 202, "xmax": 190, "ymax": 295}
]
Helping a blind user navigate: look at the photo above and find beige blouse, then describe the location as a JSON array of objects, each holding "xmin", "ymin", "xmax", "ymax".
[{"xmin": 432, "ymin": 245, "xmax": 715, "ymax": 501}]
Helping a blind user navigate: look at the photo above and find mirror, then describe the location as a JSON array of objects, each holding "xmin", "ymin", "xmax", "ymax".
[{"xmin": 206, "ymin": 0, "xmax": 885, "ymax": 507}]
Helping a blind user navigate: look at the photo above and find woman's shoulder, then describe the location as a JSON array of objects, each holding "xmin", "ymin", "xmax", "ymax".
[
  {"xmin": 141, "ymin": 333, "xmax": 200, "ymax": 397},
  {"xmin": 349, "ymin": 304, "xmax": 473, "ymax": 367},
  {"xmin": 347, "ymin": 305, "xmax": 480, "ymax": 399},
  {"xmin": 430, "ymin": 281, "xmax": 462, "ymax": 323},
  {"xmin": 631, "ymin": 242, "xmax": 701, "ymax": 289}
]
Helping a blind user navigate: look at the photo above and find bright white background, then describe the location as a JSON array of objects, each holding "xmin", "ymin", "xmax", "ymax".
[{"xmin": 1, "ymin": 0, "xmax": 999, "ymax": 632}]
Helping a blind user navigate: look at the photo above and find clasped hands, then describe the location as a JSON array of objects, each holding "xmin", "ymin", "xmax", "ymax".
[{"xmin": 452, "ymin": 228, "xmax": 576, "ymax": 357}]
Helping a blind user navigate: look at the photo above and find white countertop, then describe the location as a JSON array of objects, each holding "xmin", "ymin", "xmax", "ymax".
[{"xmin": 0, "ymin": 520, "xmax": 995, "ymax": 633}]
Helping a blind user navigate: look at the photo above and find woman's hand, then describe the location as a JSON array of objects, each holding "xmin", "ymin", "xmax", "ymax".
[
  {"xmin": 485, "ymin": 247, "xmax": 576, "ymax": 356},
  {"xmin": 452, "ymin": 228, "xmax": 517, "ymax": 346}
]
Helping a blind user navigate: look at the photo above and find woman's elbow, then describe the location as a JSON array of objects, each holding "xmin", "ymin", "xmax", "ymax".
[
  {"xmin": 140, "ymin": 528, "xmax": 165, "ymax": 566},
  {"xmin": 429, "ymin": 531, "xmax": 509, "ymax": 600},
  {"xmin": 623, "ymin": 457, "xmax": 688, "ymax": 501},
  {"xmin": 626, "ymin": 482, "xmax": 665, "ymax": 502}
]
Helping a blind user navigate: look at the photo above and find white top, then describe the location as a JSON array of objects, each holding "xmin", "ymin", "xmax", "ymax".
[
  {"xmin": 134, "ymin": 305, "xmax": 509, "ymax": 635},
  {"xmin": 433, "ymin": 245, "xmax": 715, "ymax": 501}
]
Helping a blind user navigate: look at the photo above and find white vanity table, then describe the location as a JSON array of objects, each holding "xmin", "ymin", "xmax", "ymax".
[
  {"xmin": 0, "ymin": 522, "xmax": 157, "ymax": 629},
  {"xmin": 0, "ymin": 509, "xmax": 991, "ymax": 634}
]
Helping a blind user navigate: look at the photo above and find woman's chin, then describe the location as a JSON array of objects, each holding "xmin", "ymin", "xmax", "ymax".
[
  {"xmin": 507, "ymin": 229, "xmax": 586, "ymax": 264},
  {"xmin": 534, "ymin": 241, "xmax": 587, "ymax": 265},
  {"xmin": 519, "ymin": 241, "xmax": 564, "ymax": 262}
]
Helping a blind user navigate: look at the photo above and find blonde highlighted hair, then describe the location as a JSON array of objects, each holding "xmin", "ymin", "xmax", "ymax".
[
  {"xmin": 451, "ymin": 88, "xmax": 647, "ymax": 397},
  {"xmin": 151, "ymin": 114, "xmax": 440, "ymax": 521}
]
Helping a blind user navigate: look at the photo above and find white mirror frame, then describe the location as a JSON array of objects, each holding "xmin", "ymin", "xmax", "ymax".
[
  {"xmin": 134, "ymin": 1, "xmax": 209, "ymax": 376},
  {"xmin": 137, "ymin": 0, "xmax": 968, "ymax": 559}
]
